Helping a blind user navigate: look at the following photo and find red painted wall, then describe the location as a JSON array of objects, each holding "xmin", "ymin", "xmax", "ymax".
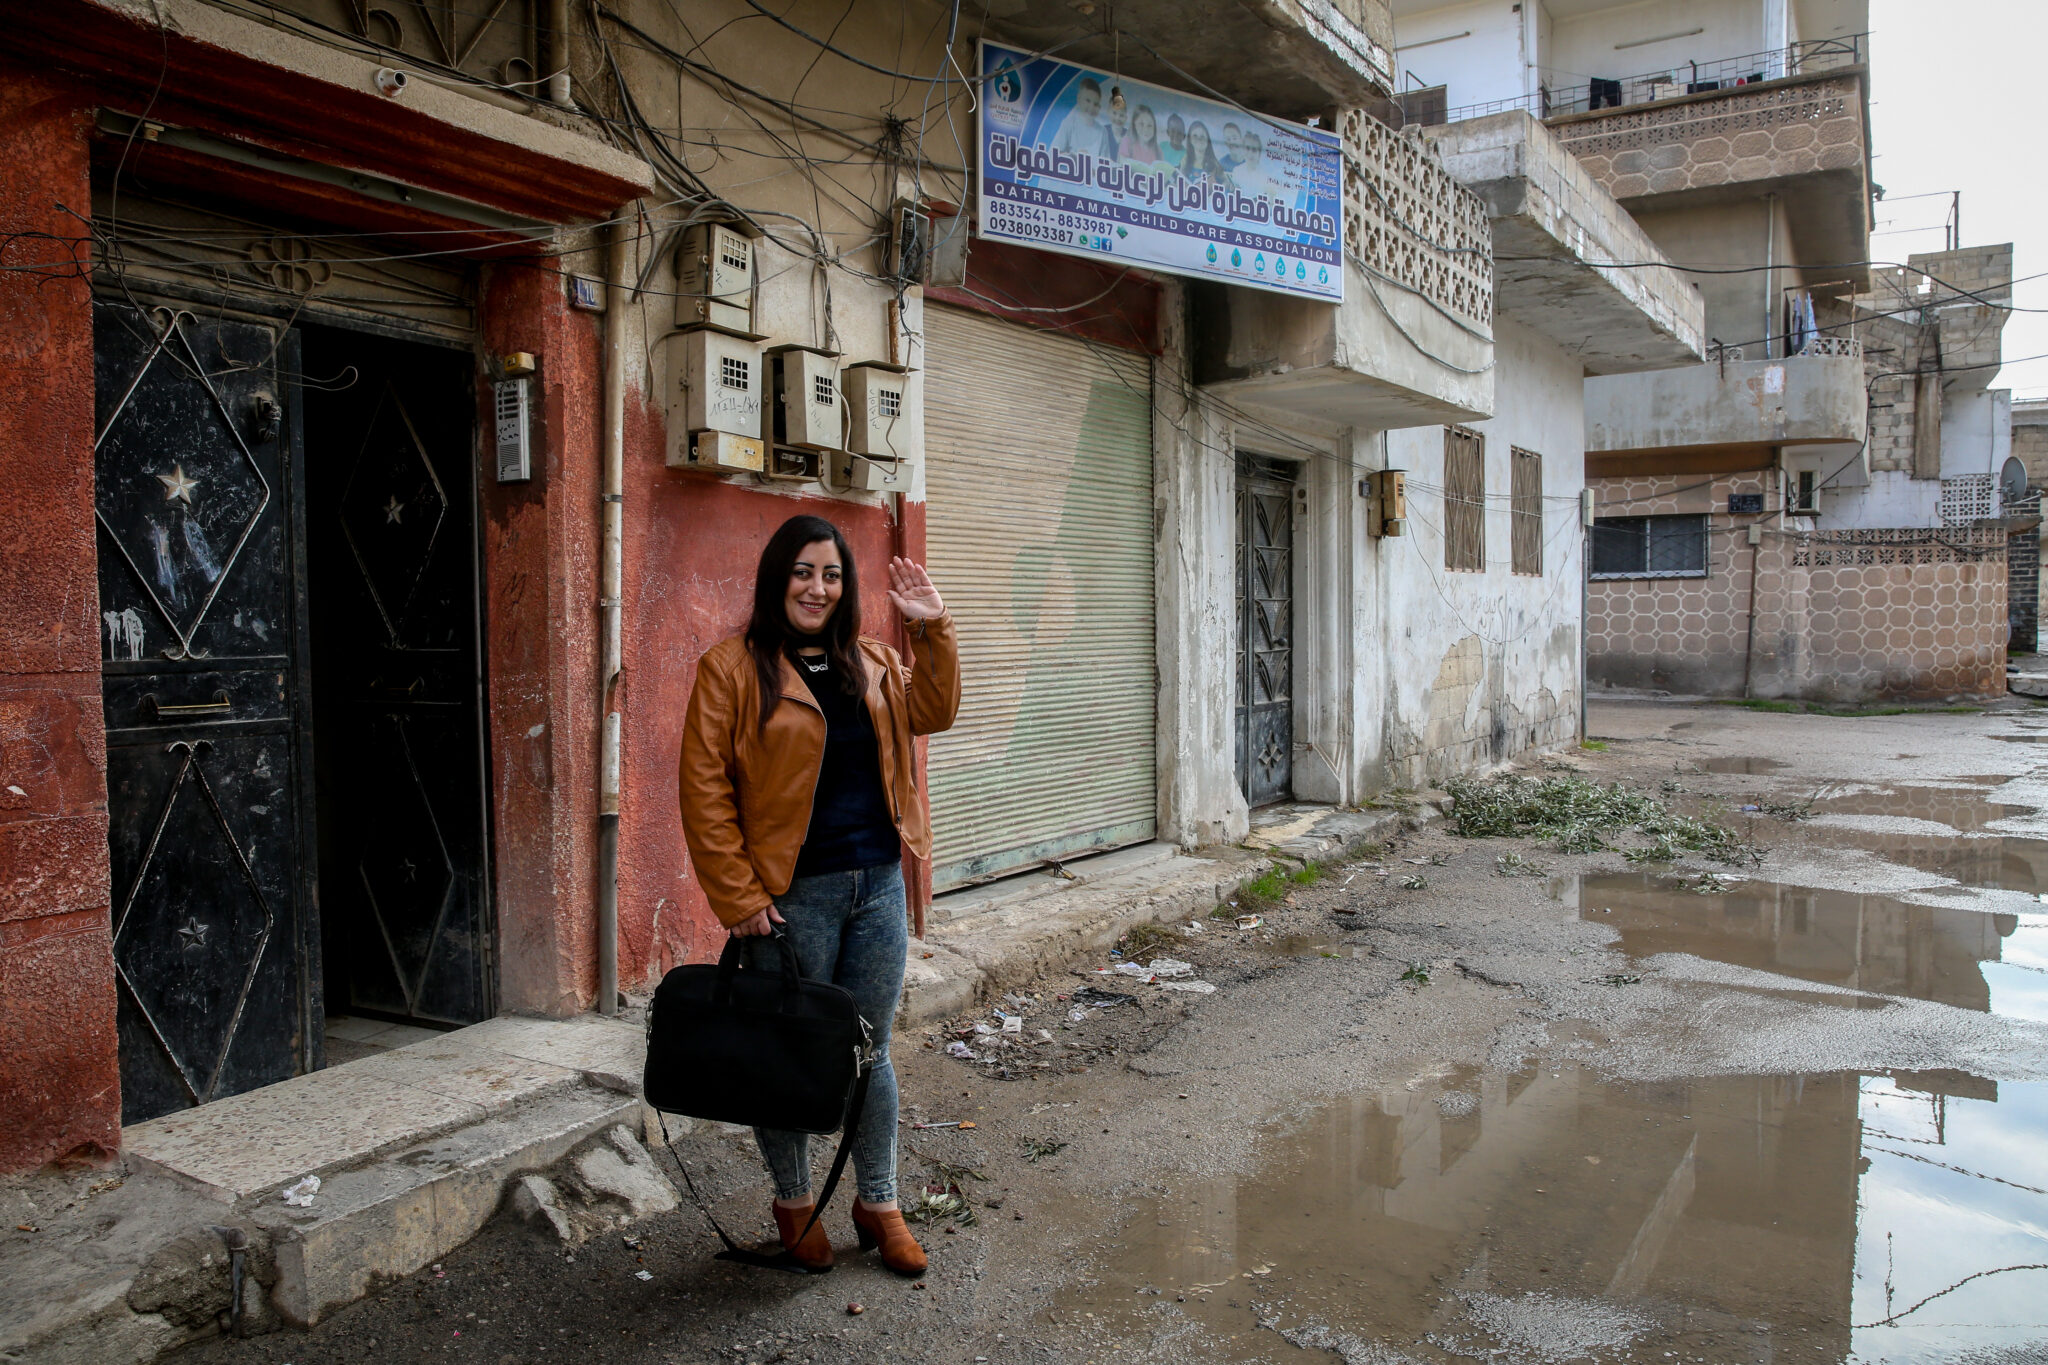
[
  {"xmin": 0, "ymin": 65, "xmax": 122, "ymax": 1170},
  {"xmin": 476, "ymin": 259, "xmax": 607, "ymax": 1016}
]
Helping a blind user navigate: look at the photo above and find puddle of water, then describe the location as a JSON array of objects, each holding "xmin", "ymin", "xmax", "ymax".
[
  {"xmin": 1812, "ymin": 786, "xmax": 2031, "ymax": 833},
  {"xmin": 1574, "ymin": 873, "xmax": 2048, "ymax": 1022},
  {"xmin": 1055, "ymin": 1064, "xmax": 2048, "ymax": 1364},
  {"xmin": 1698, "ymin": 756, "xmax": 1790, "ymax": 774},
  {"xmin": 1275, "ymin": 935, "xmax": 1369, "ymax": 959}
]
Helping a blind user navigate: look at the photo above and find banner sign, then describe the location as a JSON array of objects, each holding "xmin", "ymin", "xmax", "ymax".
[{"xmin": 977, "ymin": 42, "xmax": 1344, "ymax": 303}]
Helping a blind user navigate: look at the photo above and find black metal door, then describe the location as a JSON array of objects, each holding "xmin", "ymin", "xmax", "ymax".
[
  {"xmin": 304, "ymin": 329, "xmax": 490, "ymax": 1027},
  {"xmin": 1235, "ymin": 455, "xmax": 1295, "ymax": 808},
  {"xmin": 95, "ymin": 304, "xmax": 315, "ymax": 1124}
]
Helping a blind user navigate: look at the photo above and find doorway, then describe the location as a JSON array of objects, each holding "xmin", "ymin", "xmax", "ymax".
[
  {"xmin": 302, "ymin": 326, "xmax": 493, "ymax": 1039},
  {"xmin": 1235, "ymin": 454, "xmax": 1296, "ymax": 808},
  {"xmin": 94, "ymin": 303, "xmax": 491, "ymax": 1125}
]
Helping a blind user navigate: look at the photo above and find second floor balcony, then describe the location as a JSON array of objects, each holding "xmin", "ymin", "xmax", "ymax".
[{"xmin": 1584, "ymin": 341, "xmax": 1867, "ymax": 477}]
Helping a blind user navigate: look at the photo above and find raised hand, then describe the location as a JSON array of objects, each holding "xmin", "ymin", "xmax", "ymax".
[{"xmin": 885, "ymin": 556, "xmax": 946, "ymax": 621}]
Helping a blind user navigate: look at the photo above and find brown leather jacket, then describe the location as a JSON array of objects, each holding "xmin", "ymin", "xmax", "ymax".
[{"xmin": 678, "ymin": 614, "xmax": 960, "ymax": 934}]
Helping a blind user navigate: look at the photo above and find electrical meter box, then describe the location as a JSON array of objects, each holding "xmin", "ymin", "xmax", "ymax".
[
  {"xmin": 668, "ymin": 329, "xmax": 765, "ymax": 471},
  {"xmin": 825, "ymin": 451, "xmax": 912, "ymax": 495},
  {"xmin": 676, "ymin": 224, "xmax": 756, "ymax": 332},
  {"xmin": 842, "ymin": 362, "xmax": 919, "ymax": 463},
  {"xmin": 770, "ymin": 346, "xmax": 843, "ymax": 452}
]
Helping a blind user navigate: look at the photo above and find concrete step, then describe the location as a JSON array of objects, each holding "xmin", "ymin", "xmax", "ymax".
[{"xmin": 4, "ymin": 1013, "xmax": 654, "ymax": 1362}]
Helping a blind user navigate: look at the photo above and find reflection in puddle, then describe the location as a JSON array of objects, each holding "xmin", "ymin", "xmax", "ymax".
[
  {"xmin": 1575, "ymin": 873, "xmax": 2048, "ymax": 1022},
  {"xmin": 1812, "ymin": 785, "xmax": 2029, "ymax": 832},
  {"xmin": 1056, "ymin": 1066, "xmax": 2048, "ymax": 1363},
  {"xmin": 1697, "ymin": 756, "xmax": 1790, "ymax": 774}
]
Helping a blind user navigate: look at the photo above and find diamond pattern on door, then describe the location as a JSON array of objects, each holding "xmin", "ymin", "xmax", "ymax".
[
  {"xmin": 94, "ymin": 311, "xmax": 274, "ymax": 660},
  {"xmin": 356, "ymin": 716, "xmax": 457, "ymax": 1014},
  {"xmin": 1236, "ymin": 456, "xmax": 1295, "ymax": 808},
  {"xmin": 341, "ymin": 386, "xmax": 450, "ymax": 649},
  {"xmin": 111, "ymin": 740, "xmax": 275, "ymax": 1108}
]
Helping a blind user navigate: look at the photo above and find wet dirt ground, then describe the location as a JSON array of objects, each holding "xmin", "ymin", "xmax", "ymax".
[{"xmin": 184, "ymin": 699, "xmax": 2048, "ymax": 1365}]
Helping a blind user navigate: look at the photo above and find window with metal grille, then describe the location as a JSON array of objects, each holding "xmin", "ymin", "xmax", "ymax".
[
  {"xmin": 1590, "ymin": 515, "xmax": 1708, "ymax": 579},
  {"xmin": 1443, "ymin": 426, "xmax": 1485, "ymax": 572},
  {"xmin": 812, "ymin": 374, "xmax": 835, "ymax": 407},
  {"xmin": 1510, "ymin": 448, "xmax": 1542, "ymax": 576},
  {"xmin": 1791, "ymin": 468, "xmax": 1817, "ymax": 513},
  {"xmin": 877, "ymin": 387, "xmax": 902, "ymax": 418},
  {"xmin": 720, "ymin": 356, "xmax": 749, "ymax": 391}
]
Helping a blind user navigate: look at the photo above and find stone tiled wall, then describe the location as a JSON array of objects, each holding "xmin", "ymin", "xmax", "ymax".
[
  {"xmin": 1588, "ymin": 474, "xmax": 2009, "ymax": 701},
  {"xmin": 1551, "ymin": 75, "xmax": 1864, "ymax": 202}
]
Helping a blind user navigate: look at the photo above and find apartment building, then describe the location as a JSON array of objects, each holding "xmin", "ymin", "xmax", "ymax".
[{"xmin": 1393, "ymin": 0, "xmax": 2017, "ymax": 702}]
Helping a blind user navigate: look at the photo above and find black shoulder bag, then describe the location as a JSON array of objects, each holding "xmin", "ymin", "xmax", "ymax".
[{"xmin": 643, "ymin": 931, "xmax": 872, "ymax": 1274}]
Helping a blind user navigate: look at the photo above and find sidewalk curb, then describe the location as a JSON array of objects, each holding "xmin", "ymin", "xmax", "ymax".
[{"xmin": 901, "ymin": 805, "xmax": 1420, "ymax": 1026}]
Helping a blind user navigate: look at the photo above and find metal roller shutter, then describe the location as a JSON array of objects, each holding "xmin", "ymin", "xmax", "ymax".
[{"xmin": 922, "ymin": 305, "xmax": 1157, "ymax": 889}]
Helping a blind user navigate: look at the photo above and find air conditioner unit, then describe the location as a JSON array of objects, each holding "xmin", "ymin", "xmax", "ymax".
[
  {"xmin": 676, "ymin": 223, "xmax": 756, "ymax": 333},
  {"xmin": 842, "ymin": 362, "xmax": 919, "ymax": 463},
  {"xmin": 667, "ymin": 329, "xmax": 765, "ymax": 472},
  {"xmin": 770, "ymin": 345, "xmax": 843, "ymax": 452}
]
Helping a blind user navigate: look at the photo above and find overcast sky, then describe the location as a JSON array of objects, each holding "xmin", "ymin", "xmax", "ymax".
[{"xmin": 1868, "ymin": 0, "xmax": 2045, "ymax": 400}]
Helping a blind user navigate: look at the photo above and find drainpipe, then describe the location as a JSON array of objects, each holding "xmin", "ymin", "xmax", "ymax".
[
  {"xmin": 548, "ymin": 0, "xmax": 572, "ymax": 106},
  {"xmin": 1761, "ymin": 193, "xmax": 1777, "ymax": 359},
  {"xmin": 596, "ymin": 219, "xmax": 631, "ymax": 1015}
]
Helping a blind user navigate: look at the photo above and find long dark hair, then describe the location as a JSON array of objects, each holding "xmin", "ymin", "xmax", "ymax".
[{"xmin": 747, "ymin": 514, "xmax": 866, "ymax": 731}]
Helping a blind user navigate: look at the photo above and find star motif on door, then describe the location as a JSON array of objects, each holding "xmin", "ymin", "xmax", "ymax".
[
  {"xmin": 399, "ymin": 857, "xmax": 417, "ymax": 882},
  {"xmin": 176, "ymin": 915, "xmax": 210, "ymax": 950},
  {"xmin": 157, "ymin": 464, "xmax": 199, "ymax": 504},
  {"xmin": 383, "ymin": 495, "xmax": 405, "ymax": 525},
  {"xmin": 1257, "ymin": 737, "xmax": 1285, "ymax": 776}
]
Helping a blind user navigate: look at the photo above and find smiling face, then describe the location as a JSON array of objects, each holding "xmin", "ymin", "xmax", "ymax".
[
  {"xmin": 784, "ymin": 538, "xmax": 843, "ymax": 637},
  {"xmin": 1188, "ymin": 123, "xmax": 1212, "ymax": 163},
  {"xmin": 1166, "ymin": 114, "xmax": 1185, "ymax": 149},
  {"xmin": 1224, "ymin": 125, "xmax": 1244, "ymax": 159},
  {"xmin": 1072, "ymin": 84, "xmax": 1101, "ymax": 120},
  {"xmin": 1133, "ymin": 108, "xmax": 1157, "ymax": 145}
]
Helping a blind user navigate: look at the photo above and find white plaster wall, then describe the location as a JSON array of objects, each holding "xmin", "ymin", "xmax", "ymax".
[
  {"xmin": 1628, "ymin": 198, "xmax": 1795, "ymax": 350},
  {"xmin": 1377, "ymin": 317, "xmax": 1586, "ymax": 786},
  {"xmin": 1819, "ymin": 469, "xmax": 1940, "ymax": 529},
  {"xmin": 1943, "ymin": 388, "xmax": 2007, "ymax": 481},
  {"xmin": 1544, "ymin": 0, "xmax": 1777, "ymax": 89},
  {"xmin": 1392, "ymin": 0, "xmax": 1529, "ymax": 109}
]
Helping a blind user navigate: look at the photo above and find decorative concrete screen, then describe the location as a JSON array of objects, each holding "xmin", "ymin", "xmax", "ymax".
[
  {"xmin": 1341, "ymin": 108, "xmax": 1493, "ymax": 331},
  {"xmin": 1552, "ymin": 76, "xmax": 1865, "ymax": 201}
]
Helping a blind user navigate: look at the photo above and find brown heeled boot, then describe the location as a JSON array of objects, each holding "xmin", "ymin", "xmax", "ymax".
[
  {"xmin": 850, "ymin": 1202, "xmax": 927, "ymax": 1277},
  {"xmin": 773, "ymin": 1200, "xmax": 834, "ymax": 1270}
]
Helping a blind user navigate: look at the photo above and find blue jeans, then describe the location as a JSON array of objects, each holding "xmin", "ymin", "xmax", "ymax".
[{"xmin": 744, "ymin": 861, "xmax": 906, "ymax": 1205}]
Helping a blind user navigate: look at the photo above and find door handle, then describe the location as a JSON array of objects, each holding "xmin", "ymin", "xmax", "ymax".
[{"xmin": 145, "ymin": 691, "xmax": 233, "ymax": 717}]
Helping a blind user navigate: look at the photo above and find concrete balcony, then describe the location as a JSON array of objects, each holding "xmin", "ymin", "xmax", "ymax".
[
  {"xmin": 1584, "ymin": 344, "xmax": 1867, "ymax": 476},
  {"xmin": 1190, "ymin": 106, "xmax": 1494, "ymax": 431},
  {"xmin": 989, "ymin": 0, "xmax": 1394, "ymax": 115},
  {"xmin": 1422, "ymin": 112, "xmax": 1702, "ymax": 375},
  {"xmin": 1547, "ymin": 70, "xmax": 1871, "ymax": 274}
]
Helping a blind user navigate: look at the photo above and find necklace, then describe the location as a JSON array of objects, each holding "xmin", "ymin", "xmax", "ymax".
[{"xmin": 797, "ymin": 652, "xmax": 830, "ymax": 675}]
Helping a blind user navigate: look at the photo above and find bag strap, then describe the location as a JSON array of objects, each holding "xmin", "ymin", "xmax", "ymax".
[{"xmin": 656, "ymin": 1065, "xmax": 873, "ymax": 1276}]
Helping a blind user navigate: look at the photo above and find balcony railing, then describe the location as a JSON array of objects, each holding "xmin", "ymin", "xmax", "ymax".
[{"xmin": 1424, "ymin": 33, "xmax": 1866, "ymax": 126}]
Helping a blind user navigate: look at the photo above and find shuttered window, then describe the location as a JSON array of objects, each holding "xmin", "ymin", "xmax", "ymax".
[
  {"xmin": 1444, "ymin": 426, "xmax": 1485, "ymax": 572},
  {"xmin": 922, "ymin": 306, "xmax": 1156, "ymax": 889},
  {"xmin": 1510, "ymin": 448, "xmax": 1542, "ymax": 576}
]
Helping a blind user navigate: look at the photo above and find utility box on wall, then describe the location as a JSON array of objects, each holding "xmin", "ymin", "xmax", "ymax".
[
  {"xmin": 676, "ymin": 224, "xmax": 756, "ymax": 333},
  {"xmin": 668, "ymin": 329, "xmax": 766, "ymax": 472},
  {"xmin": 842, "ymin": 363, "xmax": 919, "ymax": 463},
  {"xmin": 771, "ymin": 346, "xmax": 843, "ymax": 452}
]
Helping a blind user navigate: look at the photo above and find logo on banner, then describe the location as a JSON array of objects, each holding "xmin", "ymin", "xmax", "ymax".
[
  {"xmin": 1253, "ymin": 252, "xmax": 1266, "ymax": 273},
  {"xmin": 1206, "ymin": 244, "xmax": 1218, "ymax": 263}
]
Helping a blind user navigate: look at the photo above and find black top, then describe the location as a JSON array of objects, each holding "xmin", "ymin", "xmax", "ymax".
[{"xmin": 790, "ymin": 650, "xmax": 900, "ymax": 877}]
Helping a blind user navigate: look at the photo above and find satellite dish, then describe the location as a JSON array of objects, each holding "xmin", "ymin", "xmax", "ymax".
[{"xmin": 2001, "ymin": 456, "xmax": 2028, "ymax": 503}]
